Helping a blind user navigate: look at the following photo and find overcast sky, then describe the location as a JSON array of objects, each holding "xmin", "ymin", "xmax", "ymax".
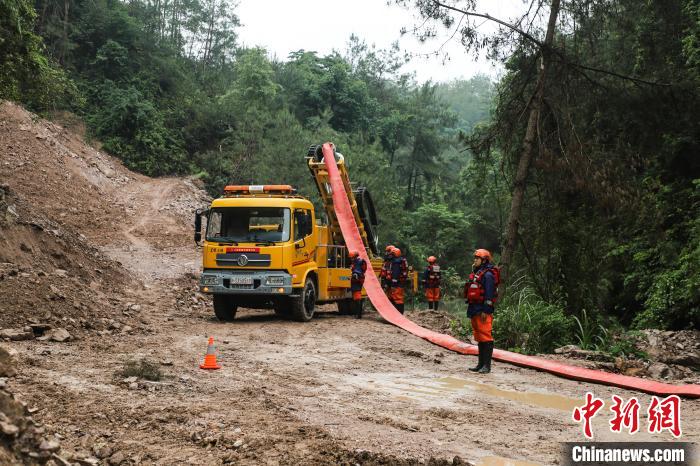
[{"xmin": 236, "ymin": 0, "xmax": 527, "ymax": 83}]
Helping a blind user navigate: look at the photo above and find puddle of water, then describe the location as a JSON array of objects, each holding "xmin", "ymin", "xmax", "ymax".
[
  {"xmin": 368, "ymin": 380, "xmax": 442, "ymax": 398},
  {"xmin": 434, "ymin": 376, "xmax": 580, "ymax": 412},
  {"xmin": 477, "ymin": 456, "xmax": 542, "ymax": 466},
  {"xmin": 365, "ymin": 374, "xmax": 582, "ymax": 412},
  {"xmin": 397, "ymin": 386, "xmax": 445, "ymax": 396},
  {"xmin": 392, "ymin": 379, "xmax": 448, "ymax": 397}
]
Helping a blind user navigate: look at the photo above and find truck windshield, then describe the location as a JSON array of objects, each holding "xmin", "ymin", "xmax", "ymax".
[{"xmin": 206, "ymin": 207, "xmax": 291, "ymax": 243}]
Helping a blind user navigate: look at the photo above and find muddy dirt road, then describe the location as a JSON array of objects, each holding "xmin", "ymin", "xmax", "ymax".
[
  {"xmin": 1, "ymin": 102, "xmax": 698, "ymax": 465},
  {"xmin": 8, "ymin": 262, "xmax": 700, "ymax": 464},
  {"xmin": 8, "ymin": 184, "xmax": 700, "ymax": 466}
]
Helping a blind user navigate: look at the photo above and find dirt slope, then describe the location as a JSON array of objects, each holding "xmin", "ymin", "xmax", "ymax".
[{"xmin": 0, "ymin": 101, "xmax": 698, "ymax": 465}]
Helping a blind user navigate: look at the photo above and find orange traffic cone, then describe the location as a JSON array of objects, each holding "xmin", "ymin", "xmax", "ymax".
[{"xmin": 199, "ymin": 336, "xmax": 222, "ymax": 370}]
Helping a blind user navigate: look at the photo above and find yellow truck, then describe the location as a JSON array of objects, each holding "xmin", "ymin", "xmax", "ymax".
[{"xmin": 194, "ymin": 144, "xmax": 384, "ymax": 322}]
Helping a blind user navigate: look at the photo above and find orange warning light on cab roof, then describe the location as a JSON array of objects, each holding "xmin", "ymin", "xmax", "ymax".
[{"xmin": 223, "ymin": 184, "xmax": 294, "ymax": 194}]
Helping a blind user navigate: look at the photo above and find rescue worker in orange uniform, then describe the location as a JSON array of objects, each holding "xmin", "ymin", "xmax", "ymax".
[
  {"xmin": 380, "ymin": 245, "xmax": 395, "ymax": 292},
  {"xmin": 349, "ymin": 250, "xmax": 367, "ymax": 319},
  {"xmin": 422, "ymin": 256, "xmax": 441, "ymax": 310},
  {"xmin": 464, "ymin": 249, "xmax": 499, "ymax": 373},
  {"xmin": 389, "ymin": 247, "xmax": 408, "ymax": 314}
]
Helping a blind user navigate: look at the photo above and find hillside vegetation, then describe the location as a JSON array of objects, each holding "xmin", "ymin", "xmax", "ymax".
[{"xmin": 1, "ymin": 0, "xmax": 699, "ymax": 341}]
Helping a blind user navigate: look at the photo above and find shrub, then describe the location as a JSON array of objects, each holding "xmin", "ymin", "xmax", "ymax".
[
  {"xmin": 118, "ymin": 359, "xmax": 162, "ymax": 381},
  {"xmin": 594, "ymin": 326, "xmax": 649, "ymax": 360},
  {"xmin": 493, "ymin": 287, "xmax": 575, "ymax": 354},
  {"xmin": 439, "ymin": 267, "xmax": 467, "ymax": 299},
  {"xmin": 0, "ymin": 0, "xmax": 78, "ymax": 110},
  {"xmin": 87, "ymin": 84, "xmax": 188, "ymax": 176},
  {"xmin": 448, "ymin": 315, "xmax": 472, "ymax": 341},
  {"xmin": 573, "ymin": 309, "xmax": 597, "ymax": 350}
]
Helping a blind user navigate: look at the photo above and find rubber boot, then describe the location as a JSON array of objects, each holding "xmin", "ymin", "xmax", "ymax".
[
  {"xmin": 397, "ymin": 303, "xmax": 405, "ymax": 314},
  {"xmin": 427, "ymin": 301, "xmax": 433, "ymax": 310},
  {"xmin": 434, "ymin": 301, "xmax": 439, "ymax": 311},
  {"xmin": 469, "ymin": 342, "xmax": 484, "ymax": 372},
  {"xmin": 354, "ymin": 300, "xmax": 363, "ymax": 319},
  {"xmin": 478, "ymin": 341, "xmax": 494, "ymax": 373}
]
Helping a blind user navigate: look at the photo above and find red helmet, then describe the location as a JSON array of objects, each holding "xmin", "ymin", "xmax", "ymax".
[
  {"xmin": 392, "ymin": 248, "xmax": 402, "ymax": 257},
  {"xmin": 349, "ymin": 250, "xmax": 359, "ymax": 258},
  {"xmin": 427, "ymin": 256, "xmax": 436, "ymax": 263},
  {"xmin": 473, "ymin": 249, "xmax": 492, "ymax": 263},
  {"xmin": 385, "ymin": 245, "xmax": 395, "ymax": 252}
]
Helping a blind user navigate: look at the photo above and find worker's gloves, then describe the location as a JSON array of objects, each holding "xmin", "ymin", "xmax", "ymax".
[
  {"xmin": 485, "ymin": 299, "xmax": 494, "ymax": 307},
  {"xmin": 391, "ymin": 279, "xmax": 398, "ymax": 286},
  {"xmin": 351, "ymin": 272, "xmax": 359, "ymax": 280}
]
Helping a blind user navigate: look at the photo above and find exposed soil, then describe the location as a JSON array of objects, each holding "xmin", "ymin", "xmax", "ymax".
[{"xmin": 1, "ymin": 101, "xmax": 698, "ymax": 465}]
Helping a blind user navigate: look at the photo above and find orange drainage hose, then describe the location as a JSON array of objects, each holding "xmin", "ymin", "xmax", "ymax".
[{"xmin": 321, "ymin": 143, "xmax": 700, "ymax": 398}]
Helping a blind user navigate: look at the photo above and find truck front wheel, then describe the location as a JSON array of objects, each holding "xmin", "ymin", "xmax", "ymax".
[
  {"xmin": 291, "ymin": 277, "xmax": 316, "ymax": 322},
  {"xmin": 213, "ymin": 295, "xmax": 237, "ymax": 321}
]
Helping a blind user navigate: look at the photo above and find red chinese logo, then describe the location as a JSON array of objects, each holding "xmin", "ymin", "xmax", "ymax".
[
  {"xmin": 572, "ymin": 392, "xmax": 604, "ymax": 438},
  {"xmin": 609, "ymin": 395, "xmax": 640, "ymax": 434},
  {"xmin": 648, "ymin": 395, "xmax": 682, "ymax": 437},
  {"xmin": 573, "ymin": 393, "xmax": 682, "ymax": 438}
]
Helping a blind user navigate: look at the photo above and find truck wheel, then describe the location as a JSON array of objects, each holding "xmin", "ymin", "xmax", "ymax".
[
  {"xmin": 213, "ymin": 295, "xmax": 237, "ymax": 321},
  {"xmin": 337, "ymin": 298, "xmax": 353, "ymax": 315},
  {"xmin": 291, "ymin": 277, "xmax": 316, "ymax": 322}
]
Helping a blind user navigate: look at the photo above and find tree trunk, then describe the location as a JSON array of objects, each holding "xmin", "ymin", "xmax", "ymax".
[
  {"xmin": 499, "ymin": 0, "xmax": 560, "ymax": 284},
  {"xmin": 205, "ymin": 0, "xmax": 216, "ymax": 63},
  {"xmin": 38, "ymin": 0, "xmax": 49, "ymax": 35},
  {"xmin": 61, "ymin": 0, "xmax": 70, "ymax": 64}
]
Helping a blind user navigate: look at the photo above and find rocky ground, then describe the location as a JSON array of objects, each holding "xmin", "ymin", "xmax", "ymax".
[
  {"xmin": 1, "ymin": 101, "xmax": 698, "ymax": 465},
  {"xmin": 545, "ymin": 331, "xmax": 700, "ymax": 383}
]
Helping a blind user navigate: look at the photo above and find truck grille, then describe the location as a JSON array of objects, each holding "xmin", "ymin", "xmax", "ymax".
[{"xmin": 216, "ymin": 253, "xmax": 271, "ymax": 267}]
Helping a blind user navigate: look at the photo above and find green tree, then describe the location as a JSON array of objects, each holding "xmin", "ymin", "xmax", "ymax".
[
  {"xmin": 1, "ymin": 0, "xmax": 74, "ymax": 109},
  {"xmin": 88, "ymin": 84, "xmax": 187, "ymax": 175}
]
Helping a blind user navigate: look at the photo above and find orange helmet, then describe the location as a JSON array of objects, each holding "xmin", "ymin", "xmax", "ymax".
[
  {"xmin": 349, "ymin": 250, "xmax": 359, "ymax": 258},
  {"xmin": 473, "ymin": 249, "xmax": 492, "ymax": 263},
  {"xmin": 427, "ymin": 256, "xmax": 436, "ymax": 263},
  {"xmin": 385, "ymin": 245, "xmax": 395, "ymax": 252},
  {"xmin": 392, "ymin": 248, "xmax": 402, "ymax": 257}
]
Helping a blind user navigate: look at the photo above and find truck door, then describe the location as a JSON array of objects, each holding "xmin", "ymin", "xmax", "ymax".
[{"xmin": 291, "ymin": 209, "xmax": 315, "ymax": 284}]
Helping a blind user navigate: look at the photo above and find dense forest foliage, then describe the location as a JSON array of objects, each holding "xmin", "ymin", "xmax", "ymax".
[
  {"xmin": 1, "ymin": 0, "xmax": 698, "ymax": 348},
  {"xmin": 463, "ymin": 0, "xmax": 700, "ymax": 332}
]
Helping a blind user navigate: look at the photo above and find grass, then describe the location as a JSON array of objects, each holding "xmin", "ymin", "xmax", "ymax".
[
  {"xmin": 573, "ymin": 309, "xmax": 596, "ymax": 350},
  {"xmin": 118, "ymin": 358, "xmax": 163, "ymax": 381},
  {"xmin": 398, "ymin": 285, "xmax": 646, "ymax": 360},
  {"xmin": 448, "ymin": 316, "xmax": 472, "ymax": 341}
]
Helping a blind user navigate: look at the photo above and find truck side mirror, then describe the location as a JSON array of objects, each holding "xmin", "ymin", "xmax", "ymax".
[{"xmin": 194, "ymin": 208, "xmax": 207, "ymax": 244}]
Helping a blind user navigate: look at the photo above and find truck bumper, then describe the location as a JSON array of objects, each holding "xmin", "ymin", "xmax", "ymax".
[{"xmin": 199, "ymin": 270, "xmax": 293, "ymax": 296}]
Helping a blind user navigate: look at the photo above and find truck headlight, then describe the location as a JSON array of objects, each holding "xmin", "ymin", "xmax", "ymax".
[
  {"xmin": 265, "ymin": 276, "xmax": 285, "ymax": 286},
  {"xmin": 202, "ymin": 276, "xmax": 219, "ymax": 286}
]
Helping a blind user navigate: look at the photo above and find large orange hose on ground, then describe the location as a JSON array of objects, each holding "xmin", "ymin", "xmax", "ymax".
[{"xmin": 321, "ymin": 143, "xmax": 700, "ymax": 398}]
